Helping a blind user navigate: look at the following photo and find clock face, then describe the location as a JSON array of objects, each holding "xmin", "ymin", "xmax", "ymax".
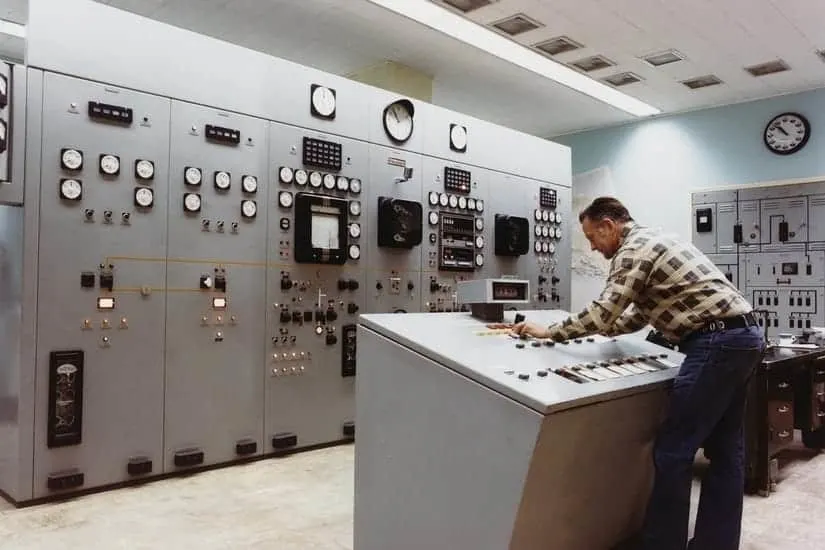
[
  {"xmin": 311, "ymin": 85, "xmax": 336, "ymax": 119},
  {"xmin": 764, "ymin": 112, "xmax": 810, "ymax": 155},
  {"xmin": 383, "ymin": 99, "xmax": 414, "ymax": 144},
  {"xmin": 450, "ymin": 124, "xmax": 467, "ymax": 152}
]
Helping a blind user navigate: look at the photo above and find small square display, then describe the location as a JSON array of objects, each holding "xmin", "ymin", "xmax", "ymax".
[
  {"xmin": 539, "ymin": 187, "xmax": 557, "ymax": 208},
  {"xmin": 303, "ymin": 137, "xmax": 342, "ymax": 171},
  {"xmin": 444, "ymin": 167, "xmax": 471, "ymax": 194}
]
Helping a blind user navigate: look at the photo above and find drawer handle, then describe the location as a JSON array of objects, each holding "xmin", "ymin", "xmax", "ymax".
[
  {"xmin": 778, "ymin": 430, "xmax": 791, "ymax": 438},
  {"xmin": 818, "ymin": 412, "xmax": 825, "ymax": 418},
  {"xmin": 817, "ymin": 392, "xmax": 825, "ymax": 398},
  {"xmin": 817, "ymin": 370, "xmax": 825, "ymax": 376},
  {"xmin": 778, "ymin": 405, "xmax": 790, "ymax": 413},
  {"xmin": 778, "ymin": 382, "xmax": 790, "ymax": 389}
]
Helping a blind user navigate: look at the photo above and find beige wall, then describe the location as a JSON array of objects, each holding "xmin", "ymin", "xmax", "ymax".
[{"xmin": 347, "ymin": 61, "xmax": 433, "ymax": 102}]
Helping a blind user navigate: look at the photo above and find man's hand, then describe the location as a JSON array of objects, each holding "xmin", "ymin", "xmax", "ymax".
[{"xmin": 510, "ymin": 322, "xmax": 550, "ymax": 339}]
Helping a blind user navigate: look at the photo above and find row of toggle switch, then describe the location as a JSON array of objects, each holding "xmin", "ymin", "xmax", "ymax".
[{"xmin": 82, "ymin": 317, "xmax": 128, "ymax": 330}]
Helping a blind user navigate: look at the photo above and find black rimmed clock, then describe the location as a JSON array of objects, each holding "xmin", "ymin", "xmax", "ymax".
[{"xmin": 764, "ymin": 112, "xmax": 810, "ymax": 155}]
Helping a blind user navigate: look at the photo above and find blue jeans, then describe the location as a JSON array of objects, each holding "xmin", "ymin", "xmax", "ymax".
[{"xmin": 639, "ymin": 325, "xmax": 764, "ymax": 550}]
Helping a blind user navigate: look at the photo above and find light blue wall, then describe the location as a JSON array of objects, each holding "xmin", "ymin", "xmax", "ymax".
[{"xmin": 553, "ymin": 87, "xmax": 825, "ymax": 241}]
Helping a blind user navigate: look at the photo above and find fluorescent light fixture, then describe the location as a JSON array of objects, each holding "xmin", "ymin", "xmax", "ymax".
[
  {"xmin": 363, "ymin": 0, "xmax": 660, "ymax": 117},
  {"xmin": 0, "ymin": 19, "xmax": 25, "ymax": 39}
]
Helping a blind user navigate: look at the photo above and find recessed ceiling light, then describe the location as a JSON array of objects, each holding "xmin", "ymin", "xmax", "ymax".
[
  {"xmin": 439, "ymin": 0, "xmax": 493, "ymax": 12},
  {"xmin": 533, "ymin": 36, "xmax": 584, "ymax": 56},
  {"xmin": 682, "ymin": 75, "xmax": 723, "ymax": 89},
  {"xmin": 745, "ymin": 59, "xmax": 790, "ymax": 76},
  {"xmin": 602, "ymin": 72, "xmax": 643, "ymax": 87},
  {"xmin": 570, "ymin": 55, "xmax": 615, "ymax": 72},
  {"xmin": 364, "ymin": 0, "xmax": 661, "ymax": 117},
  {"xmin": 641, "ymin": 49, "xmax": 685, "ymax": 67},
  {"xmin": 0, "ymin": 18, "xmax": 26, "ymax": 38},
  {"xmin": 490, "ymin": 14, "xmax": 543, "ymax": 36}
]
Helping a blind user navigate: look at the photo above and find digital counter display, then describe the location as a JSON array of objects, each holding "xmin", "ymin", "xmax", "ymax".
[
  {"xmin": 781, "ymin": 262, "xmax": 798, "ymax": 275},
  {"xmin": 492, "ymin": 282, "xmax": 527, "ymax": 301}
]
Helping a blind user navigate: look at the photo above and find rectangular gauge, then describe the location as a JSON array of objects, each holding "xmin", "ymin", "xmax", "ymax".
[
  {"xmin": 302, "ymin": 137, "xmax": 342, "ymax": 171},
  {"xmin": 212, "ymin": 297, "xmax": 227, "ymax": 309},
  {"xmin": 97, "ymin": 297, "xmax": 115, "ymax": 310},
  {"xmin": 205, "ymin": 124, "xmax": 241, "ymax": 145},
  {"xmin": 539, "ymin": 187, "xmax": 557, "ymax": 208},
  {"xmin": 88, "ymin": 101, "xmax": 133, "ymax": 125},
  {"xmin": 444, "ymin": 167, "xmax": 471, "ymax": 194}
]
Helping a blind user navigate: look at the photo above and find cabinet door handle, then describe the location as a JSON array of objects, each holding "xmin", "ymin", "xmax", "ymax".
[
  {"xmin": 778, "ymin": 382, "xmax": 790, "ymax": 389},
  {"xmin": 817, "ymin": 369, "xmax": 825, "ymax": 376},
  {"xmin": 817, "ymin": 392, "xmax": 825, "ymax": 398},
  {"xmin": 817, "ymin": 411, "xmax": 825, "ymax": 418},
  {"xmin": 778, "ymin": 430, "xmax": 791, "ymax": 438},
  {"xmin": 778, "ymin": 405, "xmax": 790, "ymax": 413}
]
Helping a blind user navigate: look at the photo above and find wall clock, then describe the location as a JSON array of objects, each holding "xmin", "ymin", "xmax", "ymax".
[
  {"xmin": 310, "ymin": 84, "xmax": 336, "ymax": 120},
  {"xmin": 382, "ymin": 99, "xmax": 414, "ymax": 144},
  {"xmin": 764, "ymin": 112, "xmax": 810, "ymax": 155},
  {"xmin": 449, "ymin": 123, "xmax": 467, "ymax": 152}
]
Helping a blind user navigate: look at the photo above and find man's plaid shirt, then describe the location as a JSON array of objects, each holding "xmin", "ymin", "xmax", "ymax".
[{"xmin": 549, "ymin": 222, "xmax": 753, "ymax": 343}]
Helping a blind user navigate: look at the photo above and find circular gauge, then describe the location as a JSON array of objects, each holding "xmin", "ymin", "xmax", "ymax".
[
  {"xmin": 458, "ymin": 196, "xmax": 467, "ymax": 210},
  {"xmin": 241, "ymin": 200, "xmax": 257, "ymax": 218},
  {"xmin": 429, "ymin": 211, "xmax": 439, "ymax": 225},
  {"xmin": 185, "ymin": 166, "xmax": 202, "ymax": 186},
  {"xmin": 134, "ymin": 187, "xmax": 154, "ymax": 207},
  {"xmin": 349, "ymin": 223, "xmax": 361, "ymax": 238},
  {"xmin": 475, "ymin": 236, "xmax": 484, "ymax": 249},
  {"xmin": 476, "ymin": 200, "xmax": 484, "ymax": 212},
  {"xmin": 542, "ymin": 226, "xmax": 550, "ymax": 238},
  {"xmin": 534, "ymin": 225, "xmax": 542, "ymax": 237},
  {"xmin": 336, "ymin": 176, "xmax": 349, "ymax": 191},
  {"xmin": 295, "ymin": 169, "xmax": 308, "ymax": 186},
  {"xmin": 449, "ymin": 195, "xmax": 458, "ymax": 208},
  {"xmin": 59, "ymin": 179, "xmax": 82, "ymax": 200},
  {"xmin": 534, "ymin": 209, "xmax": 542, "ymax": 221},
  {"xmin": 242, "ymin": 175, "xmax": 258, "ymax": 193},
  {"xmin": 323, "ymin": 174, "xmax": 336, "ymax": 190},
  {"xmin": 450, "ymin": 124, "xmax": 468, "ymax": 151},
  {"xmin": 548, "ymin": 243, "xmax": 556, "ymax": 254},
  {"xmin": 309, "ymin": 171, "xmax": 322, "ymax": 188},
  {"xmin": 350, "ymin": 179, "xmax": 361, "ymax": 194},
  {"xmin": 475, "ymin": 217, "xmax": 484, "ymax": 231},
  {"xmin": 311, "ymin": 85, "xmax": 336, "ymax": 118},
  {"xmin": 475, "ymin": 254, "xmax": 484, "ymax": 267},
  {"xmin": 542, "ymin": 242, "xmax": 550, "ymax": 253},
  {"xmin": 349, "ymin": 200, "xmax": 361, "ymax": 216},
  {"xmin": 541, "ymin": 210, "xmax": 550, "ymax": 222},
  {"xmin": 279, "ymin": 166, "xmax": 294, "ymax": 184},
  {"xmin": 183, "ymin": 193, "xmax": 201, "ymax": 212},
  {"xmin": 429, "ymin": 191, "xmax": 439, "ymax": 206},
  {"xmin": 382, "ymin": 99, "xmax": 415, "ymax": 144},
  {"xmin": 99, "ymin": 154, "xmax": 120, "ymax": 175},
  {"xmin": 214, "ymin": 171, "xmax": 231, "ymax": 190},
  {"xmin": 135, "ymin": 159, "xmax": 155, "ymax": 180},
  {"xmin": 467, "ymin": 198, "xmax": 476, "ymax": 210},
  {"xmin": 439, "ymin": 193, "xmax": 449, "ymax": 207},
  {"xmin": 534, "ymin": 241, "xmax": 542, "ymax": 253},
  {"xmin": 555, "ymin": 211, "xmax": 562, "ymax": 224},
  {"xmin": 555, "ymin": 227, "xmax": 562, "ymax": 239},
  {"xmin": 61, "ymin": 148, "xmax": 83, "ymax": 171},
  {"xmin": 348, "ymin": 244, "xmax": 361, "ymax": 260},
  {"xmin": 278, "ymin": 191, "xmax": 293, "ymax": 208}
]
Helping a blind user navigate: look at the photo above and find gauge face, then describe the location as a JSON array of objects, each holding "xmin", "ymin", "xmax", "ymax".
[
  {"xmin": 476, "ymin": 200, "xmax": 484, "ymax": 212},
  {"xmin": 541, "ymin": 210, "xmax": 550, "ymax": 222},
  {"xmin": 241, "ymin": 200, "xmax": 257, "ymax": 218},
  {"xmin": 450, "ymin": 124, "xmax": 467, "ymax": 151},
  {"xmin": 555, "ymin": 212, "xmax": 562, "ymax": 224},
  {"xmin": 383, "ymin": 99, "xmax": 414, "ymax": 143},
  {"xmin": 534, "ymin": 241, "xmax": 542, "ymax": 253},
  {"xmin": 429, "ymin": 191, "xmax": 439, "ymax": 206},
  {"xmin": 61, "ymin": 148, "xmax": 83, "ymax": 171},
  {"xmin": 185, "ymin": 166, "xmax": 202, "ymax": 186},
  {"xmin": 475, "ymin": 217, "xmax": 483, "ymax": 231},
  {"xmin": 241, "ymin": 175, "xmax": 258, "ymax": 193},
  {"xmin": 548, "ymin": 243, "xmax": 556, "ymax": 254},
  {"xmin": 542, "ymin": 242, "xmax": 550, "ymax": 253},
  {"xmin": 295, "ymin": 169, "xmax": 308, "ymax": 186},
  {"xmin": 541, "ymin": 226, "xmax": 549, "ymax": 238},
  {"xmin": 467, "ymin": 198, "xmax": 476, "ymax": 210},
  {"xmin": 183, "ymin": 193, "xmax": 201, "ymax": 212},
  {"xmin": 349, "ymin": 223, "xmax": 361, "ymax": 238},
  {"xmin": 449, "ymin": 195, "xmax": 458, "ymax": 208},
  {"xmin": 99, "ymin": 154, "xmax": 120, "ymax": 175},
  {"xmin": 60, "ymin": 179, "xmax": 82, "ymax": 201},
  {"xmin": 534, "ymin": 225, "xmax": 542, "ymax": 237},
  {"xmin": 348, "ymin": 244, "xmax": 361, "ymax": 260},
  {"xmin": 134, "ymin": 187, "xmax": 154, "ymax": 208},
  {"xmin": 323, "ymin": 174, "xmax": 336, "ymax": 189},
  {"xmin": 350, "ymin": 179, "xmax": 361, "ymax": 194},
  {"xmin": 475, "ymin": 254, "xmax": 484, "ymax": 267},
  {"xmin": 349, "ymin": 200, "xmax": 361, "ymax": 216},
  {"xmin": 135, "ymin": 159, "xmax": 155, "ymax": 180},
  {"xmin": 475, "ymin": 236, "xmax": 484, "ymax": 249},
  {"xmin": 534, "ymin": 209, "xmax": 542, "ymax": 221},
  {"xmin": 458, "ymin": 196, "xmax": 467, "ymax": 210},
  {"xmin": 214, "ymin": 171, "xmax": 231, "ymax": 190},
  {"xmin": 555, "ymin": 227, "xmax": 562, "ymax": 239},
  {"xmin": 311, "ymin": 85, "xmax": 336, "ymax": 118},
  {"xmin": 309, "ymin": 171, "xmax": 322, "ymax": 188},
  {"xmin": 429, "ymin": 211, "xmax": 439, "ymax": 225},
  {"xmin": 279, "ymin": 166, "xmax": 294, "ymax": 184},
  {"xmin": 337, "ymin": 176, "xmax": 349, "ymax": 191},
  {"xmin": 278, "ymin": 191, "xmax": 293, "ymax": 208},
  {"xmin": 439, "ymin": 193, "xmax": 449, "ymax": 207}
]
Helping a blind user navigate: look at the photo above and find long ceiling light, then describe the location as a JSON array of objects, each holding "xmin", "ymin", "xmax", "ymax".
[
  {"xmin": 363, "ymin": 0, "xmax": 661, "ymax": 117},
  {"xmin": 0, "ymin": 19, "xmax": 26, "ymax": 38}
]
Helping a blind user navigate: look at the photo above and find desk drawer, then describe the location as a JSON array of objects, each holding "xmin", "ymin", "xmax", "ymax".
[
  {"xmin": 811, "ymin": 380, "xmax": 825, "ymax": 430},
  {"xmin": 768, "ymin": 372, "xmax": 794, "ymax": 399}
]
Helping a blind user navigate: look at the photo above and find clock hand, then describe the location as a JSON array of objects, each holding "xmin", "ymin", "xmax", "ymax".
[{"xmin": 775, "ymin": 124, "xmax": 789, "ymax": 136}]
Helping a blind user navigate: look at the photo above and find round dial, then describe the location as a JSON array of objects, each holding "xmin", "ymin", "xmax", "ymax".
[
  {"xmin": 60, "ymin": 179, "xmax": 82, "ymax": 200},
  {"xmin": 134, "ymin": 187, "xmax": 154, "ymax": 207},
  {"xmin": 135, "ymin": 159, "xmax": 155, "ymax": 180},
  {"xmin": 475, "ymin": 254, "xmax": 484, "ymax": 267},
  {"xmin": 99, "ymin": 154, "xmax": 120, "ymax": 175},
  {"xmin": 439, "ymin": 193, "xmax": 449, "ymax": 207},
  {"xmin": 476, "ymin": 200, "xmax": 484, "ymax": 212},
  {"xmin": 534, "ymin": 225, "xmax": 542, "ymax": 237},
  {"xmin": 323, "ymin": 174, "xmax": 336, "ymax": 189},
  {"xmin": 183, "ymin": 193, "xmax": 201, "ymax": 212},
  {"xmin": 350, "ymin": 179, "xmax": 361, "ymax": 194},
  {"xmin": 241, "ymin": 200, "xmax": 257, "ymax": 218},
  {"xmin": 348, "ymin": 244, "xmax": 361, "ymax": 260},
  {"xmin": 429, "ymin": 191, "xmax": 439, "ymax": 206},
  {"xmin": 475, "ymin": 217, "xmax": 484, "ymax": 231},
  {"xmin": 542, "ymin": 242, "xmax": 550, "ymax": 253},
  {"xmin": 383, "ymin": 99, "xmax": 414, "ymax": 143},
  {"xmin": 765, "ymin": 112, "xmax": 810, "ymax": 155},
  {"xmin": 429, "ymin": 211, "xmax": 439, "ymax": 225},
  {"xmin": 242, "ymin": 175, "xmax": 258, "ymax": 193},
  {"xmin": 185, "ymin": 166, "xmax": 202, "ymax": 186},
  {"xmin": 534, "ymin": 209, "xmax": 542, "ymax": 221},
  {"xmin": 295, "ymin": 169, "xmax": 308, "ymax": 186},
  {"xmin": 214, "ymin": 171, "xmax": 231, "ymax": 190},
  {"xmin": 467, "ymin": 198, "xmax": 476, "ymax": 210},
  {"xmin": 449, "ymin": 195, "xmax": 458, "ymax": 208},
  {"xmin": 458, "ymin": 196, "xmax": 467, "ymax": 210},
  {"xmin": 279, "ymin": 166, "xmax": 294, "ymax": 184},
  {"xmin": 548, "ymin": 243, "xmax": 556, "ymax": 254},
  {"xmin": 555, "ymin": 212, "xmax": 562, "ymax": 224},
  {"xmin": 555, "ymin": 227, "xmax": 562, "ymax": 239},
  {"xmin": 534, "ymin": 241, "xmax": 542, "ymax": 253},
  {"xmin": 311, "ymin": 85, "xmax": 336, "ymax": 118},
  {"xmin": 61, "ymin": 148, "xmax": 83, "ymax": 170},
  {"xmin": 542, "ymin": 226, "xmax": 549, "ymax": 238},
  {"xmin": 309, "ymin": 171, "xmax": 322, "ymax": 188},
  {"xmin": 336, "ymin": 176, "xmax": 349, "ymax": 191},
  {"xmin": 475, "ymin": 236, "xmax": 484, "ymax": 249},
  {"xmin": 349, "ymin": 200, "xmax": 361, "ymax": 216},
  {"xmin": 450, "ymin": 124, "xmax": 467, "ymax": 151},
  {"xmin": 349, "ymin": 223, "xmax": 361, "ymax": 238},
  {"xmin": 541, "ymin": 210, "xmax": 550, "ymax": 222},
  {"xmin": 278, "ymin": 191, "xmax": 293, "ymax": 208}
]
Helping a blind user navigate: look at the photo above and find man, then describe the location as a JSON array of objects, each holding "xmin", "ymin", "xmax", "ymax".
[{"xmin": 512, "ymin": 197, "xmax": 764, "ymax": 550}]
